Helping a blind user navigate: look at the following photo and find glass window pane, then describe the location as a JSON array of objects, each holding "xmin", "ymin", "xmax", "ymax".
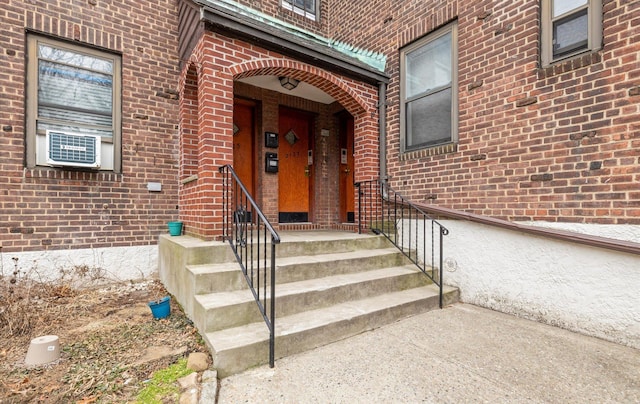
[
  {"xmin": 305, "ymin": 0, "xmax": 315, "ymax": 13},
  {"xmin": 39, "ymin": 60, "xmax": 113, "ymax": 113},
  {"xmin": 406, "ymin": 32, "xmax": 451, "ymax": 99},
  {"xmin": 407, "ymin": 88, "xmax": 452, "ymax": 148},
  {"xmin": 553, "ymin": 9, "xmax": 588, "ymax": 58},
  {"xmin": 553, "ymin": 0, "xmax": 587, "ymax": 17},
  {"xmin": 37, "ymin": 45, "xmax": 113, "ymax": 137},
  {"xmin": 38, "ymin": 44, "xmax": 113, "ymax": 74}
]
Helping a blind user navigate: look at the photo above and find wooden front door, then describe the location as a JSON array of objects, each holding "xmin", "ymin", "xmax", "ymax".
[
  {"xmin": 233, "ymin": 99, "xmax": 255, "ymax": 197},
  {"xmin": 278, "ymin": 107, "xmax": 313, "ymax": 223},
  {"xmin": 339, "ymin": 113, "xmax": 355, "ymax": 223}
]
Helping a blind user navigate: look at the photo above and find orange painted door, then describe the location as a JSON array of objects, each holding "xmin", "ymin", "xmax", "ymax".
[
  {"xmin": 233, "ymin": 100, "xmax": 255, "ymax": 197},
  {"xmin": 279, "ymin": 107, "xmax": 313, "ymax": 223},
  {"xmin": 339, "ymin": 114, "xmax": 355, "ymax": 223}
]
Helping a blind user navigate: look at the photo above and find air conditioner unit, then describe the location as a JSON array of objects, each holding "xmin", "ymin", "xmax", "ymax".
[{"xmin": 46, "ymin": 130, "xmax": 101, "ymax": 168}]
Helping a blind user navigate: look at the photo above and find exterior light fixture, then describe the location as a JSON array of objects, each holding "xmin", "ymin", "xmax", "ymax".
[{"xmin": 279, "ymin": 76, "xmax": 299, "ymax": 90}]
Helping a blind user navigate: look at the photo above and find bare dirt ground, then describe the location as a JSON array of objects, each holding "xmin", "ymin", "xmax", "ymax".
[{"xmin": 0, "ymin": 275, "xmax": 208, "ymax": 403}]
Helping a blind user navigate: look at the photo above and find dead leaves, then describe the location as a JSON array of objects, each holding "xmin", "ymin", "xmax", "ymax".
[{"xmin": 1, "ymin": 280, "xmax": 205, "ymax": 403}]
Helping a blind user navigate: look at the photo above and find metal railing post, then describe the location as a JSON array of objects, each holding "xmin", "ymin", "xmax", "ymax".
[{"xmin": 269, "ymin": 240, "xmax": 276, "ymax": 368}]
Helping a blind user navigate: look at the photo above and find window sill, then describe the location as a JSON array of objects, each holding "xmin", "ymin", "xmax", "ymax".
[
  {"xmin": 24, "ymin": 166, "xmax": 122, "ymax": 181},
  {"xmin": 401, "ymin": 142, "xmax": 457, "ymax": 160},
  {"xmin": 538, "ymin": 50, "xmax": 602, "ymax": 79}
]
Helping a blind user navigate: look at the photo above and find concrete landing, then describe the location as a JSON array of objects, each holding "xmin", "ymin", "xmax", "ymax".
[{"xmin": 217, "ymin": 303, "xmax": 640, "ymax": 403}]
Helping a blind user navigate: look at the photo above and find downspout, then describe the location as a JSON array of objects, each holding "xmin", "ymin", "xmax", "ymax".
[{"xmin": 378, "ymin": 82, "xmax": 388, "ymax": 182}]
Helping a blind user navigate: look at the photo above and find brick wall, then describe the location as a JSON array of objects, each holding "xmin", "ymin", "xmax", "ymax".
[
  {"xmin": 328, "ymin": 0, "xmax": 640, "ymax": 224},
  {"xmin": 0, "ymin": 0, "xmax": 181, "ymax": 252}
]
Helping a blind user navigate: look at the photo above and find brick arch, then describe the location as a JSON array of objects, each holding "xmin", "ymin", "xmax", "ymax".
[
  {"xmin": 230, "ymin": 58, "xmax": 371, "ymax": 117},
  {"xmin": 178, "ymin": 35, "xmax": 381, "ymax": 239},
  {"xmin": 230, "ymin": 56, "xmax": 380, "ymax": 183}
]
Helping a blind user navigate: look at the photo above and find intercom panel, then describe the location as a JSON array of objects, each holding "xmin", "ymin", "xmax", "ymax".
[{"xmin": 265, "ymin": 132, "xmax": 279, "ymax": 148}]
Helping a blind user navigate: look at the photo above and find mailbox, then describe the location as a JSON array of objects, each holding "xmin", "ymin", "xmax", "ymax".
[{"xmin": 265, "ymin": 152, "xmax": 278, "ymax": 173}]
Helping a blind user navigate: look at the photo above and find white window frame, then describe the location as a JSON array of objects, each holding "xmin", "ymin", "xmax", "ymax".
[
  {"xmin": 25, "ymin": 34, "xmax": 122, "ymax": 172},
  {"xmin": 400, "ymin": 22, "xmax": 458, "ymax": 153},
  {"xmin": 282, "ymin": 0, "xmax": 318, "ymax": 21},
  {"xmin": 541, "ymin": 0, "xmax": 603, "ymax": 66}
]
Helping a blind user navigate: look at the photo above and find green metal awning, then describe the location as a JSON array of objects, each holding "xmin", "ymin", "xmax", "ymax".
[{"xmin": 190, "ymin": 0, "xmax": 389, "ymax": 84}]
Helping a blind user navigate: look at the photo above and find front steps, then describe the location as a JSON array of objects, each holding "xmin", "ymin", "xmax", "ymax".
[{"xmin": 158, "ymin": 232, "xmax": 459, "ymax": 377}]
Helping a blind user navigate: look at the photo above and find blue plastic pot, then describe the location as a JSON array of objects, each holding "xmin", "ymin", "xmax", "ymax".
[
  {"xmin": 168, "ymin": 221, "xmax": 183, "ymax": 236},
  {"xmin": 148, "ymin": 296, "xmax": 171, "ymax": 319}
]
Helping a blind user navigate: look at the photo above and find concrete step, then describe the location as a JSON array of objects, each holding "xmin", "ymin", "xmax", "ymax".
[
  {"xmin": 160, "ymin": 232, "xmax": 460, "ymax": 380},
  {"xmin": 232, "ymin": 233, "xmax": 393, "ymax": 260},
  {"xmin": 205, "ymin": 284, "xmax": 460, "ymax": 377},
  {"xmin": 188, "ymin": 247, "xmax": 409, "ymax": 295},
  {"xmin": 159, "ymin": 232, "xmax": 408, "ymax": 318},
  {"xmin": 187, "ymin": 263, "xmax": 246, "ymax": 294},
  {"xmin": 275, "ymin": 234, "xmax": 393, "ymax": 257},
  {"xmin": 193, "ymin": 265, "xmax": 431, "ymax": 333},
  {"xmin": 274, "ymin": 248, "xmax": 409, "ymax": 284}
]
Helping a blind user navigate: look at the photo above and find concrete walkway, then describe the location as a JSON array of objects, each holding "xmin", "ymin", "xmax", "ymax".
[{"xmin": 216, "ymin": 304, "xmax": 640, "ymax": 403}]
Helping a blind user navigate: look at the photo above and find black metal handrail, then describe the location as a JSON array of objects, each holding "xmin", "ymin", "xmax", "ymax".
[
  {"xmin": 355, "ymin": 180, "xmax": 449, "ymax": 308},
  {"xmin": 219, "ymin": 164, "xmax": 280, "ymax": 368}
]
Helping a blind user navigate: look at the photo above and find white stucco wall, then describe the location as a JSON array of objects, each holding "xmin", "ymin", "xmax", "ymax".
[
  {"xmin": 0, "ymin": 245, "xmax": 158, "ymax": 286},
  {"xmin": 398, "ymin": 219, "xmax": 640, "ymax": 349},
  {"xmin": 519, "ymin": 221, "xmax": 640, "ymax": 244}
]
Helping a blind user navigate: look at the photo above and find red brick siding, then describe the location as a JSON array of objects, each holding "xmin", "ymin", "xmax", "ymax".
[
  {"xmin": 329, "ymin": 0, "xmax": 640, "ymax": 224},
  {"xmin": 0, "ymin": 0, "xmax": 180, "ymax": 252},
  {"xmin": 181, "ymin": 66, "xmax": 200, "ymax": 181}
]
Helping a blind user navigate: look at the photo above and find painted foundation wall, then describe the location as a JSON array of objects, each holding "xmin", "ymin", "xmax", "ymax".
[
  {"xmin": 0, "ymin": 245, "xmax": 158, "ymax": 286},
  {"xmin": 399, "ymin": 220, "xmax": 640, "ymax": 349}
]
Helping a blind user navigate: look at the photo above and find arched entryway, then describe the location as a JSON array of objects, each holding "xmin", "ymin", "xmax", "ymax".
[
  {"xmin": 230, "ymin": 60, "xmax": 376, "ymax": 231},
  {"xmin": 178, "ymin": 34, "xmax": 381, "ymax": 240}
]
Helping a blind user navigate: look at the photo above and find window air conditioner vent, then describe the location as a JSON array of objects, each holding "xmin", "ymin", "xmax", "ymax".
[{"xmin": 46, "ymin": 130, "xmax": 101, "ymax": 168}]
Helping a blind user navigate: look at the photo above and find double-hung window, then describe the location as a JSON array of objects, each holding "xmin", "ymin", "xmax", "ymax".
[
  {"xmin": 26, "ymin": 34, "xmax": 122, "ymax": 172},
  {"xmin": 541, "ymin": 0, "xmax": 603, "ymax": 66},
  {"xmin": 282, "ymin": 0, "xmax": 318, "ymax": 21},
  {"xmin": 400, "ymin": 22, "xmax": 458, "ymax": 152}
]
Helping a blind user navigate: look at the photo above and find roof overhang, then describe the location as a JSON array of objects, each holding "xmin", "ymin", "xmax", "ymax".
[{"xmin": 194, "ymin": 1, "xmax": 389, "ymax": 85}]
